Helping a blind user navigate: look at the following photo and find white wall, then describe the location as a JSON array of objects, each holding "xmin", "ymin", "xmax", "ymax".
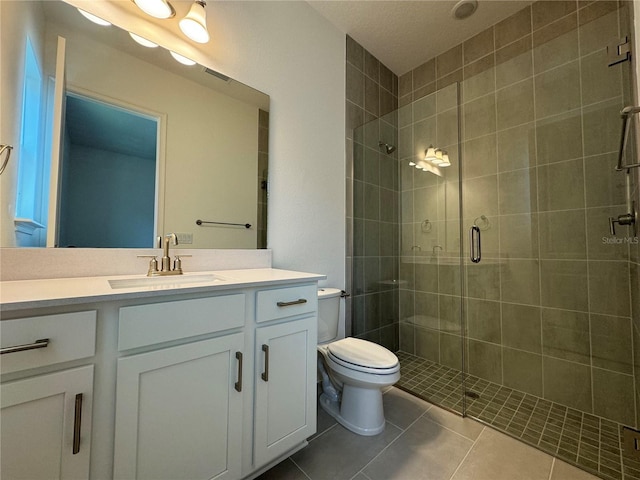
[
  {"xmin": 192, "ymin": 1, "xmax": 347, "ymax": 288},
  {"xmin": 60, "ymin": 0, "xmax": 346, "ymax": 291},
  {"xmin": 0, "ymin": 1, "xmax": 46, "ymax": 247}
]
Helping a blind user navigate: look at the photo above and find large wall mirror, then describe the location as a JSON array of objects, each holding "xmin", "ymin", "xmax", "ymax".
[{"xmin": 0, "ymin": 0, "xmax": 269, "ymax": 249}]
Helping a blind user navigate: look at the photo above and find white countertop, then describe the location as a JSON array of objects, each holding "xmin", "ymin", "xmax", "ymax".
[{"xmin": 0, "ymin": 268, "xmax": 326, "ymax": 312}]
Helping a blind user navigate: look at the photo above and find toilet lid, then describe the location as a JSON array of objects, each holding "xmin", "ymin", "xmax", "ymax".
[{"xmin": 327, "ymin": 338, "xmax": 399, "ymax": 370}]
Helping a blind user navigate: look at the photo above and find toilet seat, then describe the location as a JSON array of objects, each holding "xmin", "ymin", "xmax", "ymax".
[{"xmin": 327, "ymin": 338, "xmax": 399, "ymax": 375}]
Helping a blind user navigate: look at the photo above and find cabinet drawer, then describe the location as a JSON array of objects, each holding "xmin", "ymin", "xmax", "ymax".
[
  {"xmin": 118, "ymin": 294, "xmax": 245, "ymax": 351},
  {"xmin": 1, "ymin": 311, "xmax": 97, "ymax": 374},
  {"xmin": 256, "ymin": 285, "xmax": 317, "ymax": 323}
]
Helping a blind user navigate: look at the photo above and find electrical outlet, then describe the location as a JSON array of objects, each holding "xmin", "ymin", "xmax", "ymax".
[{"xmin": 176, "ymin": 233, "xmax": 193, "ymax": 244}]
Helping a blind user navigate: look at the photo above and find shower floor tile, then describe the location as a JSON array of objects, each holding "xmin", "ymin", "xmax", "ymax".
[{"xmin": 395, "ymin": 351, "xmax": 639, "ymax": 480}]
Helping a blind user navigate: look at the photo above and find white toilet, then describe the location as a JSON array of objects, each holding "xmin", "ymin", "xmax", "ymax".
[{"xmin": 316, "ymin": 288, "xmax": 400, "ymax": 436}]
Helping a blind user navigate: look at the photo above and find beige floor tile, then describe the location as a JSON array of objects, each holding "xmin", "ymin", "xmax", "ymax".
[
  {"xmin": 451, "ymin": 428, "xmax": 554, "ymax": 480},
  {"xmin": 422, "ymin": 405, "xmax": 484, "ymax": 440},
  {"xmin": 363, "ymin": 416, "xmax": 474, "ymax": 480},
  {"xmin": 383, "ymin": 387, "xmax": 431, "ymax": 429},
  {"xmin": 352, "ymin": 474, "xmax": 371, "ymax": 480},
  {"xmin": 292, "ymin": 422, "xmax": 401, "ymax": 480},
  {"xmin": 255, "ymin": 458, "xmax": 308, "ymax": 480},
  {"xmin": 549, "ymin": 459, "xmax": 600, "ymax": 480}
]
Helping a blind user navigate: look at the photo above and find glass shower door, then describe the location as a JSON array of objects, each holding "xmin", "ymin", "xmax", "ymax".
[
  {"xmin": 395, "ymin": 82, "xmax": 465, "ymax": 414},
  {"xmin": 458, "ymin": 3, "xmax": 639, "ymax": 479}
]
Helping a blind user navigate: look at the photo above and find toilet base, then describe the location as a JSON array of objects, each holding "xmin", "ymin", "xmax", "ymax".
[{"xmin": 319, "ymin": 388, "xmax": 386, "ymax": 436}]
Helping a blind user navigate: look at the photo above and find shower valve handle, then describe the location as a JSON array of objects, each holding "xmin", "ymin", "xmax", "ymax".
[
  {"xmin": 609, "ymin": 201, "xmax": 637, "ymax": 236},
  {"xmin": 609, "ymin": 213, "xmax": 635, "ymax": 236}
]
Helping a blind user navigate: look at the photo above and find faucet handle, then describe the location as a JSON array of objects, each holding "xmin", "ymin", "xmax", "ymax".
[
  {"xmin": 137, "ymin": 255, "xmax": 159, "ymax": 276},
  {"xmin": 173, "ymin": 254, "xmax": 191, "ymax": 273}
]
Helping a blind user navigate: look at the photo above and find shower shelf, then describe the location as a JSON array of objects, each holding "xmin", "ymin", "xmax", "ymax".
[{"xmin": 616, "ymin": 105, "xmax": 640, "ymax": 171}]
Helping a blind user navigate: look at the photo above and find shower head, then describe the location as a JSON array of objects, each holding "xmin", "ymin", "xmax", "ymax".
[{"xmin": 378, "ymin": 141, "xmax": 396, "ymax": 155}]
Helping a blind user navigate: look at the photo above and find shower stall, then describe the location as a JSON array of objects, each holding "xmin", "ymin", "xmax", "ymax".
[{"xmin": 347, "ymin": 2, "xmax": 639, "ymax": 479}]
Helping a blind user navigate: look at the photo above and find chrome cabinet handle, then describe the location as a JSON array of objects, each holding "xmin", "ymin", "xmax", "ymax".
[
  {"xmin": 235, "ymin": 352, "xmax": 243, "ymax": 392},
  {"xmin": 73, "ymin": 393, "xmax": 83, "ymax": 455},
  {"xmin": 276, "ymin": 298, "xmax": 307, "ymax": 307},
  {"xmin": 0, "ymin": 338, "xmax": 49, "ymax": 355},
  {"xmin": 261, "ymin": 344, "xmax": 269, "ymax": 382},
  {"xmin": 470, "ymin": 225, "xmax": 481, "ymax": 263}
]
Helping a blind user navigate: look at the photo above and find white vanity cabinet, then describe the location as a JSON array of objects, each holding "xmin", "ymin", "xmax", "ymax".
[
  {"xmin": 0, "ymin": 269, "xmax": 323, "ymax": 480},
  {"xmin": 253, "ymin": 316, "xmax": 316, "ymax": 467},
  {"xmin": 252, "ymin": 284, "xmax": 318, "ymax": 469},
  {"xmin": 1, "ymin": 366, "xmax": 94, "ymax": 480},
  {"xmin": 113, "ymin": 295, "xmax": 246, "ymax": 480},
  {"xmin": 0, "ymin": 311, "xmax": 96, "ymax": 480},
  {"xmin": 113, "ymin": 334, "xmax": 244, "ymax": 480}
]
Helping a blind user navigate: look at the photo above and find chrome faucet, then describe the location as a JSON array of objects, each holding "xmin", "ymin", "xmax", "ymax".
[{"xmin": 137, "ymin": 233, "xmax": 189, "ymax": 276}]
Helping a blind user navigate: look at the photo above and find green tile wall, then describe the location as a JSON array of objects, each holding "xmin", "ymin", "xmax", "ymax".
[
  {"xmin": 346, "ymin": 36, "xmax": 400, "ymax": 351},
  {"xmin": 397, "ymin": 0, "xmax": 638, "ymax": 428}
]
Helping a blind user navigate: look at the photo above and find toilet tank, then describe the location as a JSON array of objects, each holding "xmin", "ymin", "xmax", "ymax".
[{"xmin": 317, "ymin": 288, "xmax": 342, "ymax": 343}]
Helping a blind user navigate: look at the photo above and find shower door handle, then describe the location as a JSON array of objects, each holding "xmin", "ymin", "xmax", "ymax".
[{"xmin": 470, "ymin": 225, "xmax": 481, "ymax": 263}]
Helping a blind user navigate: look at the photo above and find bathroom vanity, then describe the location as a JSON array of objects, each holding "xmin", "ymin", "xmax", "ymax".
[{"xmin": 0, "ymin": 268, "xmax": 323, "ymax": 479}]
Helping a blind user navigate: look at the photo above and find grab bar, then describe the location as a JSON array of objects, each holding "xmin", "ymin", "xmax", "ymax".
[
  {"xmin": 196, "ymin": 219, "xmax": 251, "ymax": 229},
  {"xmin": 616, "ymin": 106, "xmax": 640, "ymax": 171}
]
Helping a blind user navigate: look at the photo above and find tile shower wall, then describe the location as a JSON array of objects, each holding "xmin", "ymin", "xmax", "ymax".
[
  {"xmin": 398, "ymin": 0, "xmax": 638, "ymax": 428},
  {"xmin": 346, "ymin": 36, "xmax": 400, "ymax": 350}
]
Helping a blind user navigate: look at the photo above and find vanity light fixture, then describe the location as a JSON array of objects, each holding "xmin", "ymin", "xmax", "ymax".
[
  {"xmin": 77, "ymin": 9, "xmax": 112, "ymax": 26},
  {"xmin": 179, "ymin": 1, "xmax": 210, "ymax": 44},
  {"xmin": 132, "ymin": 0, "xmax": 175, "ymax": 19},
  {"xmin": 423, "ymin": 146, "xmax": 451, "ymax": 168},
  {"xmin": 424, "ymin": 146, "xmax": 437, "ymax": 162},
  {"xmin": 170, "ymin": 51, "xmax": 197, "ymax": 66},
  {"xmin": 129, "ymin": 32, "xmax": 159, "ymax": 48}
]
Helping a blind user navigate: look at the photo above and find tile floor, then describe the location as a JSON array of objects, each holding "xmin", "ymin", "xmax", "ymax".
[
  {"xmin": 258, "ymin": 387, "xmax": 600, "ymax": 480},
  {"xmin": 395, "ymin": 352, "xmax": 640, "ymax": 480}
]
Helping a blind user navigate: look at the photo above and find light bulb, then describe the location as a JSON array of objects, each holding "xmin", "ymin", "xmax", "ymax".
[
  {"xmin": 133, "ymin": 0, "xmax": 175, "ymax": 19},
  {"xmin": 440, "ymin": 151, "xmax": 451, "ymax": 167},
  {"xmin": 78, "ymin": 9, "xmax": 111, "ymax": 26},
  {"xmin": 179, "ymin": 1, "xmax": 210, "ymax": 44},
  {"xmin": 409, "ymin": 161, "xmax": 416, "ymax": 166},
  {"xmin": 170, "ymin": 51, "xmax": 196, "ymax": 66},
  {"xmin": 424, "ymin": 145, "xmax": 437, "ymax": 161},
  {"xmin": 129, "ymin": 32, "xmax": 158, "ymax": 48},
  {"xmin": 432, "ymin": 149, "xmax": 443, "ymax": 165}
]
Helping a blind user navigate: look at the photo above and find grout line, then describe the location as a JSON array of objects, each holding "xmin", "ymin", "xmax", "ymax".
[
  {"xmin": 548, "ymin": 457, "xmax": 557, "ymax": 480},
  {"xmin": 352, "ymin": 406, "xmax": 431, "ymax": 478},
  {"xmin": 446, "ymin": 426, "xmax": 487, "ymax": 480},
  {"xmin": 288, "ymin": 457, "xmax": 313, "ymax": 480}
]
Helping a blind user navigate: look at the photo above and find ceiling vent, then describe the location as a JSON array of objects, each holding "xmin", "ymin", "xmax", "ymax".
[
  {"xmin": 203, "ymin": 67, "xmax": 230, "ymax": 82},
  {"xmin": 451, "ymin": 0, "xmax": 478, "ymax": 19}
]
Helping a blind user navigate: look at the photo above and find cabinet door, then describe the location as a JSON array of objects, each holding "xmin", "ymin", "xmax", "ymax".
[
  {"xmin": 1, "ymin": 366, "xmax": 94, "ymax": 480},
  {"xmin": 113, "ymin": 334, "xmax": 244, "ymax": 480},
  {"xmin": 254, "ymin": 317, "xmax": 317, "ymax": 467}
]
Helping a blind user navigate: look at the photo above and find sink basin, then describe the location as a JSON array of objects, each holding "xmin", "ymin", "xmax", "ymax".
[{"xmin": 109, "ymin": 274, "xmax": 225, "ymax": 290}]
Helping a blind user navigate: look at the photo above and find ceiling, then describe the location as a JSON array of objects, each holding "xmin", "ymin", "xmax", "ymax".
[
  {"xmin": 65, "ymin": 95, "xmax": 157, "ymax": 160},
  {"xmin": 307, "ymin": 0, "xmax": 533, "ymax": 75}
]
